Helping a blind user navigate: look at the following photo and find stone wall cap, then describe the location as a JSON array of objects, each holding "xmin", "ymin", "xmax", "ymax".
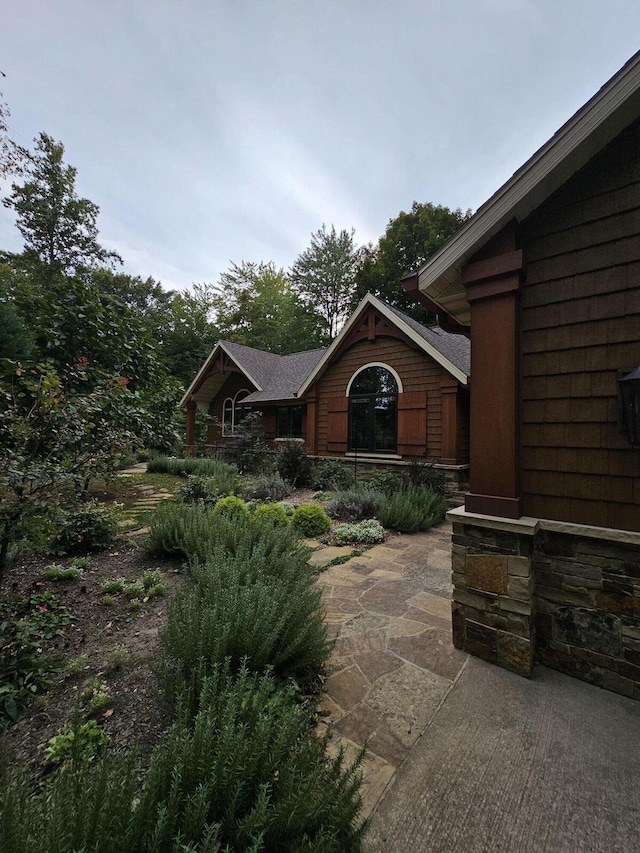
[
  {"xmin": 539, "ymin": 518, "xmax": 640, "ymax": 546},
  {"xmin": 447, "ymin": 506, "xmax": 539, "ymax": 536}
]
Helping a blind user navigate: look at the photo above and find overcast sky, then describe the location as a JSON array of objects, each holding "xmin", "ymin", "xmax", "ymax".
[{"xmin": 1, "ymin": 1, "xmax": 639, "ymax": 292}]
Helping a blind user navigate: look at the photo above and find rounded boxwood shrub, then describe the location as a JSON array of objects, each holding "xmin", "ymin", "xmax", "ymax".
[
  {"xmin": 212, "ymin": 495, "xmax": 249, "ymax": 521},
  {"xmin": 253, "ymin": 503, "xmax": 289, "ymax": 527},
  {"xmin": 291, "ymin": 503, "xmax": 331, "ymax": 537}
]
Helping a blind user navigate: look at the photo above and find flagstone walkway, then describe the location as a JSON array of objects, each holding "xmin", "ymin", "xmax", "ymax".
[
  {"xmin": 315, "ymin": 521, "xmax": 467, "ymax": 817},
  {"xmin": 117, "ymin": 463, "xmax": 173, "ymax": 535}
]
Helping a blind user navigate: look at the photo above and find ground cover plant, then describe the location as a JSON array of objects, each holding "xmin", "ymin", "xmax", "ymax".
[{"xmin": 333, "ymin": 519, "xmax": 385, "ymax": 546}]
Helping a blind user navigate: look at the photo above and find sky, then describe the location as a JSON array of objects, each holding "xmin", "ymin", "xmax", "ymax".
[{"xmin": 1, "ymin": 0, "xmax": 640, "ymax": 293}]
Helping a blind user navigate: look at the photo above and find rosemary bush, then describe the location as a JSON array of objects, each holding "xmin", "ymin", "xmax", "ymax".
[
  {"xmin": 376, "ymin": 485, "xmax": 447, "ymax": 533},
  {"xmin": 162, "ymin": 544, "xmax": 330, "ymax": 697},
  {"xmin": 147, "ymin": 455, "xmax": 238, "ymax": 479},
  {"xmin": 147, "ymin": 501, "xmax": 304, "ymax": 567},
  {"xmin": 140, "ymin": 667, "xmax": 365, "ymax": 852}
]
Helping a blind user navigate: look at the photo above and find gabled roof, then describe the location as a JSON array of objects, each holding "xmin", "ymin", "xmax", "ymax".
[
  {"xmin": 180, "ymin": 339, "xmax": 326, "ymax": 408},
  {"xmin": 241, "ymin": 348, "xmax": 326, "ymax": 404},
  {"xmin": 297, "ymin": 293, "xmax": 470, "ymax": 396},
  {"xmin": 417, "ymin": 50, "xmax": 640, "ymax": 325}
]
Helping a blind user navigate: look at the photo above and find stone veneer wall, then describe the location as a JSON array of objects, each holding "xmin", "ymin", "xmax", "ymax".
[
  {"xmin": 449, "ymin": 508, "xmax": 640, "ymax": 699},
  {"xmin": 534, "ymin": 531, "xmax": 640, "ymax": 700},
  {"xmin": 450, "ymin": 516, "xmax": 536, "ymax": 677}
]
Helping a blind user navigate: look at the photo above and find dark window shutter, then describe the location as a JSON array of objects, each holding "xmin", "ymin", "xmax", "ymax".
[
  {"xmin": 397, "ymin": 391, "xmax": 427, "ymax": 456},
  {"xmin": 327, "ymin": 396, "xmax": 348, "ymax": 452}
]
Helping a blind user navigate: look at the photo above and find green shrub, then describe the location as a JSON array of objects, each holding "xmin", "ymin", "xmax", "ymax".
[
  {"xmin": 211, "ymin": 494, "xmax": 249, "ymax": 521},
  {"xmin": 252, "ymin": 502, "xmax": 289, "ymax": 527},
  {"xmin": 147, "ymin": 455, "xmax": 237, "ymax": 478},
  {"xmin": 291, "ymin": 503, "xmax": 331, "ymax": 537},
  {"xmin": 45, "ymin": 718, "xmax": 110, "ymax": 767},
  {"xmin": 162, "ymin": 544, "xmax": 330, "ymax": 695},
  {"xmin": 142, "ymin": 570, "xmax": 162, "ymax": 590},
  {"xmin": 366, "ymin": 470, "xmax": 402, "ymax": 496},
  {"xmin": 401, "ymin": 459, "xmax": 446, "ymax": 494},
  {"xmin": 139, "ymin": 667, "xmax": 364, "ymax": 852},
  {"xmin": 1, "ymin": 671, "xmax": 365, "ymax": 852},
  {"xmin": 0, "ymin": 592, "xmax": 72, "ymax": 727},
  {"xmin": 177, "ymin": 466, "xmax": 239, "ymax": 506},
  {"xmin": 100, "ymin": 578, "xmax": 126, "ymax": 594},
  {"xmin": 334, "ymin": 519, "xmax": 385, "ymax": 545},
  {"xmin": 241, "ymin": 473, "xmax": 289, "ymax": 502},
  {"xmin": 217, "ymin": 411, "xmax": 271, "ymax": 474},
  {"xmin": 0, "ymin": 741, "xmax": 141, "ymax": 853},
  {"xmin": 326, "ymin": 489, "xmax": 382, "ymax": 522},
  {"xmin": 377, "ymin": 485, "xmax": 447, "ymax": 533},
  {"xmin": 147, "ymin": 501, "xmax": 305, "ymax": 567},
  {"xmin": 50, "ymin": 500, "xmax": 121, "ymax": 555},
  {"xmin": 311, "ymin": 459, "xmax": 355, "ymax": 492},
  {"xmin": 277, "ymin": 500, "xmax": 296, "ymax": 516},
  {"xmin": 275, "ymin": 440, "xmax": 313, "ymax": 487}
]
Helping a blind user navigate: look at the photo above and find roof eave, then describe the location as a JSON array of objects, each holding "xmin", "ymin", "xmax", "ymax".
[
  {"xmin": 179, "ymin": 341, "xmax": 263, "ymax": 408},
  {"xmin": 417, "ymin": 51, "xmax": 640, "ymax": 326}
]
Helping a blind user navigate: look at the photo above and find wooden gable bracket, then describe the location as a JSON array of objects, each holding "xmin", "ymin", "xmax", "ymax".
[
  {"xmin": 211, "ymin": 351, "xmax": 242, "ymax": 375},
  {"xmin": 334, "ymin": 305, "xmax": 419, "ymax": 358}
]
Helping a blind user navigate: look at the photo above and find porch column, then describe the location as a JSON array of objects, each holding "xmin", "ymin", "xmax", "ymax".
[
  {"xmin": 305, "ymin": 389, "xmax": 318, "ymax": 453},
  {"xmin": 463, "ymin": 240, "xmax": 523, "ymax": 519},
  {"xmin": 185, "ymin": 401, "xmax": 197, "ymax": 453},
  {"xmin": 440, "ymin": 376, "xmax": 464, "ymax": 465}
]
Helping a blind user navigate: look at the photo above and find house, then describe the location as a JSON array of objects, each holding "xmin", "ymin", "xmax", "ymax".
[
  {"xmin": 406, "ymin": 52, "xmax": 640, "ymax": 697},
  {"xmin": 181, "ymin": 293, "xmax": 470, "ymax": 478}
]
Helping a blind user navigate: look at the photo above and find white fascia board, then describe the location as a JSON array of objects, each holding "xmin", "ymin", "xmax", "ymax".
[
  {"xmin": 297, "ymin": 293, "xmax": 467, "ymax": 395},
  {"xmin": 179, "ymin": 341, "xmax": 262, "ymax": 407},
  {"xmin": 418, "ymin": 51, "xmax": 640, "ymax": 322},
  {"xmin": 296, "ymin": 293, "xmax": 374, "ymax": 397}
]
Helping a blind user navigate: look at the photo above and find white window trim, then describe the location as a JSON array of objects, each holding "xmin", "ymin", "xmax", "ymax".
[
  {"xmin": 345, "ymin": 362, "xmax": 403, "ymax": 396},
  {"xmin": 222, "ymin": 389, "xmax": 250, "ymax": 435}
]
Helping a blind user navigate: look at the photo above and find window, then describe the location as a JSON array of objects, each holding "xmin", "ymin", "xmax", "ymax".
[
  {"xmin": 348, "ymin": 365, "xmax": 398, "ymax": 452},
  {"xmin": 222, "ymin": 389, "xmax": 250, "ymax": 435},
  {"xmin": 277, "ymin": 405, "xmax": 303, "ymax": 438}
]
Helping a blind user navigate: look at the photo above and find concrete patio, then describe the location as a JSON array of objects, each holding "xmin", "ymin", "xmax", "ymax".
[{"xmin": 314, "ymin": 520, "xmax": 640, "ymax": 852}]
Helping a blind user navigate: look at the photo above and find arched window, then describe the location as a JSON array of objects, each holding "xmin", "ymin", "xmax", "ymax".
[
  {"xmin": 348, "ymin": 365, "xmax": 398, "ymax": 453},
  {"xmin": 222, "ymin": 389, "xmax": 250, "ymax": 435}
]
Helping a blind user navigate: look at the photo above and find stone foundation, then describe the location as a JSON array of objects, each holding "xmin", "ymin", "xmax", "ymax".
[
  {"xmin": 449, "ymin": 510, "xmax": 536, "ymax": 677},
  {"xmin": 448, "ymin": 508, "xmax": 640, "ymax": 699},
  {"xmin": 534, "ymin": 529, "xmax": 640, "ymax": 700}
]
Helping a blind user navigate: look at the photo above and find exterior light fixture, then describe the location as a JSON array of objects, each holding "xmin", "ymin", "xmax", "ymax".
[{"xmin": 619, "ymin": 364, "xmax": 640, "ymax": 446}]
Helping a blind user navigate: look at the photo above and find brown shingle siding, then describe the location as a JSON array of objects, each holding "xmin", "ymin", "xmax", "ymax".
[{"xmin": 520, "ymin": 116, "xmax": 640, "ymax": 530}]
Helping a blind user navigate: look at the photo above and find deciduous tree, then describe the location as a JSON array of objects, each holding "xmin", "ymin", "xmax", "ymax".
[
  {"xmin": 353, "ymin": 201, "xmax": 471, "ymax": 317},
  {"xmin": 4, "ymin": 132, "xmax": 121, "ymax": 284},
  {"xmin": 213, "ymin": 261, "xmax": 326, "ymax": 353},
  {"xmin": 290, "ymin": 225, "xmax": 359, "ymax": 339}
]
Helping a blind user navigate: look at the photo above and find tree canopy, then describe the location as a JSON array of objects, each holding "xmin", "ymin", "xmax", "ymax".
[
  {"xmin": 353, "ymin": 201, "xmax": 472, "ymax": 316},
  {"xmin": 212, "ymin": 261, "xmax": 326, "ymax": 354},
  {"xmin": 290, "ymin": 225, "xmax": 359, "ymax": 339},
  {"xmin": 4, "ymin": 133, "xmax": 121, "ymax": 284}
]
